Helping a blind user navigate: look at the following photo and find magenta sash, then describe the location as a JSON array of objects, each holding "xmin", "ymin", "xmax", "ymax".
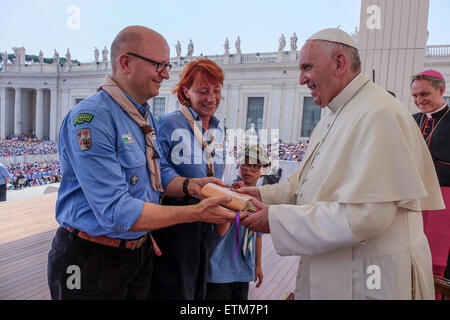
[{"xmin": 422, "ymin": 187, "xmax": 450, "ymax": 276}]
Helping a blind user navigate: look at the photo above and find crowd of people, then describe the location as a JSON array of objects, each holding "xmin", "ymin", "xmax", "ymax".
[
  {"xmin": 0, "ymin": 134, "xmax": 61, "ymax": 190},
  {"xmin": 272, "ymin": 142, "xmax": 308, "ymax": 161},
  {"xmin": 0, "ymin": 134, "xmax": 57, "ymax": 157},
  {"xmin": 6, "ymin": 160, "xmax": 61, "ymax": 189}
]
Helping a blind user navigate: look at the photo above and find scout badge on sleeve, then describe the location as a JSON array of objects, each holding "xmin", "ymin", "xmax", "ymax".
[
  {"xmin": 77, "ymin": 128, "xmax": 91, "ymax": 151},
  {"xmin": 73, "ymin": 113, "xmax": 94, "ymax": 126}
]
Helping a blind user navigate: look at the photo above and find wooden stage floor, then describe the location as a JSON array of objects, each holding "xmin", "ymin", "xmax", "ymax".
[{"xmin": 0, "ymin": 193, "xmax": 298, "ymax": 300}]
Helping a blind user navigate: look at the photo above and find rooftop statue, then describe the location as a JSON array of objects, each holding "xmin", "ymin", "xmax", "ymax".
[
  {"xmin": 224, "ymin": 38, "xmax": 230, "ymax": 54},
  {"xmin": 94, "ymin": 47, "xmax": 99, "ymax": 62},
  {"xmin": 187, "ymin": 40, "xmax": 194, "ymax": 57},
  {"xmin": 290, "ymin": 33, "xmax": 298, "ymax": 51},
  {"xmin": 235, "ymin": 36, "xmax": 241, "ymax": 54},
  {"xmin": 65, "ymin": 48, "xmax": 71, "ymax": 64},
  {"xmin": 38, "ymin": 50, "xmax": 44, "ymax": 64},
  {"xmin": 102, "ymin": 46, "xmax": 109, "ymax": 62},
  {"xmin": 53, "ymin": 49, "xmax": 60, "ymax": 64},
  {"xmin": 12, "ymin": 47, "xmax": 26, "ymax": 65},
  {"xmin": 175, "ymin": 41, "xmax": 181, "ymax": 57},
  {"xmin": 278, "ymin": 33, "xmax": 286, "ymax": 51}
]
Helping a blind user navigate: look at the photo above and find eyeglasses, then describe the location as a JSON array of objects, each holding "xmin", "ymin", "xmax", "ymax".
[
  {"xmin": 126, "ymin": 52, "xmax": 172, "ymax": 73},
  {"xmin": 240, "ymin": 163, "xmax": 262, "ymax": 172}
]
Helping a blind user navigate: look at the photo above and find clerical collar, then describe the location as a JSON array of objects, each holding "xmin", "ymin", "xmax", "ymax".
[
  {"xmin": 425, "ymin": 103, "xmax": 448, "ymax": 118},
  {"xmin": 327, "ymin": 73, "xmax": 369, "ymax": 113}
]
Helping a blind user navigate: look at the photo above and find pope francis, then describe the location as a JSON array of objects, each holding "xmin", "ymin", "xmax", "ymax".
[{"xmin": 239, "ymin": 28, "xmax": 445, "ymax": 300}]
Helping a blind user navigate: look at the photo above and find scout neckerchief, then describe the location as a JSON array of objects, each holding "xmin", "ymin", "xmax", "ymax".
[
  {"xmin": 242, "ymin": 227, "xmax": 254, "ymax": 257},
  {"xmin": 179, "ymin": 105, "xmax": 216, "ymax": 177},
  {"xmin": 99, "ymin": 75, "xmax": 163, "ymax": 192}
]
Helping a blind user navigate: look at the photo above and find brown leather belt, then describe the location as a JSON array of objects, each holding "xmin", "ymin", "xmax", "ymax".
[{"xmin": 65, "ymin": 227, "xmax": 148, "ymax": 251}]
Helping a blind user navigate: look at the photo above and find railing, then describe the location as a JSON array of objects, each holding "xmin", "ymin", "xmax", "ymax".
[
  {"xmin": 0, "ymin": 62, "xmax": 111, "ymax": 73},
  {"xmin": 241, "ymin": 53, "xmax": 279, "ymax": 64},
  {"xmin": 202, "ymin": 54, "xmax": 224, "ymax": 64},
  {"xmin": 425, "ymin": 45, "xmax": 450, "ymax": 57},
  {"xmin": 168, "ymin": 51, "xmax": 295, "ymax": 68}
]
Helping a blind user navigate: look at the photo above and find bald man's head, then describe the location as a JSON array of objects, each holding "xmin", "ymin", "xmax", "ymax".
[{"xmin": 110, "ymin": 26, "xmax": 168, "ymax": 74}]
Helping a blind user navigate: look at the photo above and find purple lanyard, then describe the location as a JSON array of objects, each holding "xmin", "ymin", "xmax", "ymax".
[{"xmin": 233, "ymin": 211, "xmax": 240, "ymax": 259}]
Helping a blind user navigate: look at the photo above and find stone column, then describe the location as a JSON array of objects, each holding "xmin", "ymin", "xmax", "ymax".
[
  {"xmin": 268, "ymin": 85, "xmax": 282, "ymax": 133},
  {"xmin": 227, "ymin": 85, "xmax": 240, "ymax": 130},
  {"xmin": 61, "ymin": 88, "xmax": 70, "ymax": 120},
  {"xmin": 358, "ymin": 0, "xmax": 429, "ymax": 112},
  {"xmin": 35, "ymin": 88, "xmax": 44, "ymax": 140},
  {"xmin": 14, "ymin": 88, "xmax": 22, "ymax": 134},
  {"xmin": 282, "ymin": 85, "xmax": 296, "ymax": 143},
  {"xmin": 0, "ymin": 87, "xmax": 6, "ymax": 139},
  {"xmin": 49, "ymin": 88, "xmax": 58, "ymax": 141}
]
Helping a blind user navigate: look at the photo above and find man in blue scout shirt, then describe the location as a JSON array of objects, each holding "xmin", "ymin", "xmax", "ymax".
[{"xmin": 47, "ymin": 26, "xmax": 239, "ymax": 300}]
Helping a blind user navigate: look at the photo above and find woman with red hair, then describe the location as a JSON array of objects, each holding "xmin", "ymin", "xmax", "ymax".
[{"xmin": 149, "ymin": 58, "xmax": 229, "ymax": 300}]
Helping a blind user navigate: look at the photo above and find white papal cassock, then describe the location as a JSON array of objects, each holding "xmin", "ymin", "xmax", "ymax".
[{"xmin": 259, "ymin": 74, "xmax": 445, "ymax": 300}]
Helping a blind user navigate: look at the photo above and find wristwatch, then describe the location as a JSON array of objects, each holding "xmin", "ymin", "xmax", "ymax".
[{"xmin": 183, "ymin": 178, "xmax": 190, "ymax": 199}]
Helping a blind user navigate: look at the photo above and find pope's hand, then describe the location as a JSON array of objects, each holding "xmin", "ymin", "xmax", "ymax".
[
  {"xmin": 234, "ymin": 186, "xmax": 262, "ymax": 202},
  {"xmin": 240, "ymin": 198, "xmax": 270, "ymax": 234}
]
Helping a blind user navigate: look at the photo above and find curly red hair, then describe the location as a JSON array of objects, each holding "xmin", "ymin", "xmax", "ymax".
[{"xmin": 172, "ymin": 58, "xmax": 224, "ymax": 106}]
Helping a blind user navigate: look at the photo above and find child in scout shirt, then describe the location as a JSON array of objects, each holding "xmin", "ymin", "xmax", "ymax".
[{"xmin": 206, "ymin": 145, "xmax": 271, "ymax": 300}]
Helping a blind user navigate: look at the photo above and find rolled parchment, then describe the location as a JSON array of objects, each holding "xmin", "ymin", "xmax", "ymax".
[{"xmin": 200, "ymin": 183, "xmax": 257, "ymax": 213}]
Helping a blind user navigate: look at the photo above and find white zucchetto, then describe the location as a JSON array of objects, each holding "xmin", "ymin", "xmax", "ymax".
[{"xmin": 308, "ymin": 28, "xmax": 357, "ymax": 49}]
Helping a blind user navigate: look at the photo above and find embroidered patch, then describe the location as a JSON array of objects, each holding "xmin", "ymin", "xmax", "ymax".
[
  {"xmin": 73, "ymin": 113, "xmax": 94, "ymax": 126},
  {"xmin": 77, "ymin": 128, "xmax": 91, "ymax": 151},
  {"xmin": 122, "ymin": 133, "xmax": 135, "ymax": 144},
  {"xmin": 156, "ymin": 116, "xmax": 162, "ymax": 123},
  {"xmin": 130, "ymin": 174, "xmax": 138, "ymax": 186}
]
